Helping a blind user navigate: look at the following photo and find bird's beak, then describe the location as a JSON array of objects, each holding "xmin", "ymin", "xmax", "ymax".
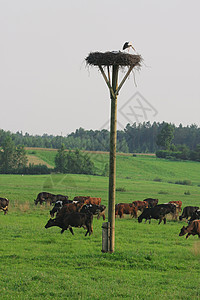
[{"xmin": 131, "ymin": 45, "xmax": 135, "ymax": 51}]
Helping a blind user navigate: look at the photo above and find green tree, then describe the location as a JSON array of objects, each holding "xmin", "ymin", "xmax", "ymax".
[
  {"xmin": 156, "ymin": 123, "xmax": 174, "ymax": 150},
  {"xmin": 14, "ymin": 145, "xmax": 28, "ymax": 169},
  {"xmin": 55, "ymin": 144, "xmax": 67, "ymax": 173},
  {"xmin": 0, "ymin": 136, "xmax": 15, "ymax": 173}
]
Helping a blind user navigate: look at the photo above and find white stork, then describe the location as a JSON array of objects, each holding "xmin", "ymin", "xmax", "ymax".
[{"xmin": 122, "ymin": 41, "xmax": 135, "ymax": 52}]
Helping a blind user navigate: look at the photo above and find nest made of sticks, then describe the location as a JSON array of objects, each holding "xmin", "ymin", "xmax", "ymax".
[{"xmin": 85, "ymin": 51, "xmax": 142, "ymax": 68}]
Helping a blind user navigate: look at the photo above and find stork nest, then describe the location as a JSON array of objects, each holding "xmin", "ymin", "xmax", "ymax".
[{"xmin": 85, "ymin": 51, "xmax": 142, "ymax": 68}]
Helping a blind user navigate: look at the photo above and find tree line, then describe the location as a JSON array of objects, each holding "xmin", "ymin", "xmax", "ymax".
[
  {"xmin": 1, "ymin": 122, "xmax": 200, "ymax": 174},
  {"xmin": 1, "ymin": 122, "xmax": 200, "ymax": 153},
  {"xmin": 0, "ymin": 137, "xmax": 96, "ymax": 175}
]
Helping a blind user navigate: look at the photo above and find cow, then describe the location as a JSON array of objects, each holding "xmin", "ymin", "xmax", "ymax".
[
  {"xmin": 188, "ymin": 209, "xmax": 200, "ymax": 224},
  {"xmin": 54, "ymin": 202, "xmax": 84, "ymax": 218},
  {"xmin": 169, "ymin": 201, "xmax": 182, "ymax": 212},
  {"xmin": 138, "ymin": 203, "xmax": 176, "ymax": 224},
  {"xmin": 165, "ymin": 201, "xmax": 181, "ymax": 220},
  {"xmin": 73, "ymin": 196, "xmax": 90, "ymax": 203},
  {"xmin": 50, "ymin": 199, "xmax": 73, "ymax": 217},
  {"xmin": 179, "ymin": 220, "xmax": 200, "ymax": 239},
  {"xmin": 55, "ymin": 195, "xmax": 69, "ymax": 202},
  {"xmin": 80, "ymin": 204, "xmax": 106, "ymax": 220},
  {"xmin": 179, "ymin": 206, "xmax": 199, "ymax": 221},
  {"xmin": 45, "ymin": 212, "xmax": 93, "ymax": 236},
  {"xmin": 132, "ymin": 201, "xmax": 148, "ymax": 214},
  {"xmin": 35, "ymin": 192, "xmax": 69, "ymax": 205},
  {"xmin": 84, "ymin": 197, "xmax": 101, "ymax": 206},
  {"xmin": 115, "ymin": 203, "xmax": 137, "ymax": 219},
  {"xmin": 143, "ymin": 198, "xmax": 158, "ymax": 208},
  {"xmin": 34, "ymin": 192, "xmax": 56, "ymax": 205},
  {"xmin": 0, "ymin": 197, "xmax": 9, "ymax": 215}
]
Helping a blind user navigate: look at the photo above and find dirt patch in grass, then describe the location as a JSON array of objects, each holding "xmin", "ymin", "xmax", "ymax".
[{"xmin": 26, "ymin": 155, "xmax": 53, "ymax": 168}]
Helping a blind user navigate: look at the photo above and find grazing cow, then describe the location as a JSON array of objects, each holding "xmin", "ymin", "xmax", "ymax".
[
  {"xmin": 179, "ymin": 220, "xmax": 200, "ymax": 239},
  {"xmin": 0, "ymin": 197, "xmax": 9, "ymax": 215},
  {"xmin": 132, "ymin": 201, "xmax": 148, "ymax": 214},
  {"xmin": 50, "ymin": 199, "xmax": 73, "ymax": 217},
  {"xmin": 143, "ymin": 198, "xmax": 158, "ymax": 208},
  {"xmin": 138, "ymin": 203, "xmax": 176, "ymax": 224},
  {"xmin": 115, "ymin": 203, "xmax": 137, "ymax": 219},
  {"xmin": 179, "ymin": 206, "xmax": 199, "ymax": 221},
  {"xmin": 34, "ymin": 192, "xmax": 55, "ymax": 205},
  {"xmin": 84, "ymin": 197, "xmax": 101, "ymax": 206},
  {"xmin": 80, "ymin": 204, "xmax": 106, "ymax": 220},
  {"xmin": 169, "ymin": 201, "xmax": 182, "ymax": 212},
  {"xmin": 45, "ymin": 212, "xmax": 93, "ymax": 236},
  {"xmin": 188, "ymin": 209, "xmax": 200, "ymax": 224},
  {"xmin": 35, "ymin": 192, "xmax": 69, "ymax": 205}
]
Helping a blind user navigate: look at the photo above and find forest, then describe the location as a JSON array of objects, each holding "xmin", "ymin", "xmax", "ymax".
[{"xmin": 1, "ymin": 122, "xmax": 200, "ymax": 153}]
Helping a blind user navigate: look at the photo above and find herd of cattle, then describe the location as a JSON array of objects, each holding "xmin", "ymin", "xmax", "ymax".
[{"xmin": 1, "ymin": 192, "xmax": 200, "ymax": 239}]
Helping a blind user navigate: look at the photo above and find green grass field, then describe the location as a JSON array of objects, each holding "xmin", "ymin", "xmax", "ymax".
[{"xmin": 0, "ymin": 151, "xmax": 200, "ymax": 299}]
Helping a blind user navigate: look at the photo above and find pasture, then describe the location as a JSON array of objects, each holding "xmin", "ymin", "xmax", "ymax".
[{"xmin": 0, "ymin": 153, "xmax": 200, "ymax": 299}]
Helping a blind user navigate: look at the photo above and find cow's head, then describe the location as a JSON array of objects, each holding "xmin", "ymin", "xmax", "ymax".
[
  {"xmin": 50, "ymin": 201, "xmax": 63, "ymax": 217},
  {"xmin": 34, "ymin": 199, "xmax": 38, "ymax": 205},
  {"xmin": 179, "ymin": 226, "xmax": 187, "ymax": 236},
  {"xmin": 45, "ymin": 218, "xmax": 56, "ymax": 228}
]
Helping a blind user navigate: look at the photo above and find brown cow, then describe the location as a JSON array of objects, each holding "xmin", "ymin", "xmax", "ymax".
[
  {"xmin": 132, "ymin": 201, "xmax": 148, "ymax": 215},
  {"xmin": 115, "ymin": 203, "xmax": 137, "ymax": 218},
  {"xmin": 0, "ymin": 197, "xmax": 9, "ymax": 215},
  {"xmin": 84, "ymin": 197, "xmax": 101, "ymax": 206},
  {"xmin": 73, "ymin": 196, "xmax": 90, "ymax": 203},
  {"xmin": 169, "ymin": 201, "xmax": 182, "ymax": 212},
  {"xmin": 179, "ymin": 220, "xmax": 200, "ymax": 239}
]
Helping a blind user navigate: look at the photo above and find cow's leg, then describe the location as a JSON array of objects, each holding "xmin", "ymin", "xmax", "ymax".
[
  {"xmin": 186, "ymin": 233, "xmax": 191, "ymax": 239},
  {"xmin": 163, "ymin": 217, "xmax": 166, "ymax": 224},
  {"xmin": 158, "ymin": 217, "xmax": 164, "ymax": 225},
  {"xmin": 69, "ymin": 227, "xmax": 74, "ymax": 235},
  {"xmin": 85, "ymin": 225, "xmax": 89, "ymax": 236},
  {"xmin": 3, "ymin": 207, "xmax": 8, "ymax": 215}
]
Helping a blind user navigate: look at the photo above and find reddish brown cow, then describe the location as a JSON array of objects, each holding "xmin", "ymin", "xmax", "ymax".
[
  {"xmin": 179, "ymin": 220, "xmax": 200, "ymax": 239},
  {"xmin": 73, "ymin": 196, "xmax": 90, "ymax": 203},
  {"xmin": 169, "ymin": 201, "xmax": 182, "ymax": 212},
  {"xmin": 84, "ymin": 197, "xmax": 101, "ymax": 205},
  {"xmin": 132, "ymin": 201, "xmax": 148, "ymax": 214},
  {"xmin": 115, "ymin": 203, "xmax": 137, "ymax": 218}
]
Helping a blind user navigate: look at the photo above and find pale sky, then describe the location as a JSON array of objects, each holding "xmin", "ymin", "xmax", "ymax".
[{"xmin": 1, "ymin": 0, "xmax": 200, "ymax": 135}]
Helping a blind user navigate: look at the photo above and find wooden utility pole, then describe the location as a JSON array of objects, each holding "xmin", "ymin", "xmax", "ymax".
[
  {"xmin": 108, "ymin": 65, "xmax": 119, "ymax": 253},
  {"xmin": 85, "ymin": 51, "xmax": 141, "ymax": 253}
]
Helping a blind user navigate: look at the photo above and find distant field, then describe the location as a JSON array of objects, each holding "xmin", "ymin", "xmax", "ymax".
[{"xmin": 0, "ymin": 151, "xmax": 200, "ymax": 299}]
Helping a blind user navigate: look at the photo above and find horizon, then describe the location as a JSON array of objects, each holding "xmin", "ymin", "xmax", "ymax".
[{"xmin": 1, "ymin": 120, "xmax": 200, "ymax": 137}]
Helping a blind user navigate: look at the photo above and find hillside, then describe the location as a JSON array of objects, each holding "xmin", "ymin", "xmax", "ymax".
[{"xmin": 26, "ymin": 147, "xmax": 200, "ymax": 185}]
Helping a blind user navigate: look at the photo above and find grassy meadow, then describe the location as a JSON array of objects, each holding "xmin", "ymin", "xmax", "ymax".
[{"xmin": 0, "ymin": 151, "xmax": 200, "ymax": 299}]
